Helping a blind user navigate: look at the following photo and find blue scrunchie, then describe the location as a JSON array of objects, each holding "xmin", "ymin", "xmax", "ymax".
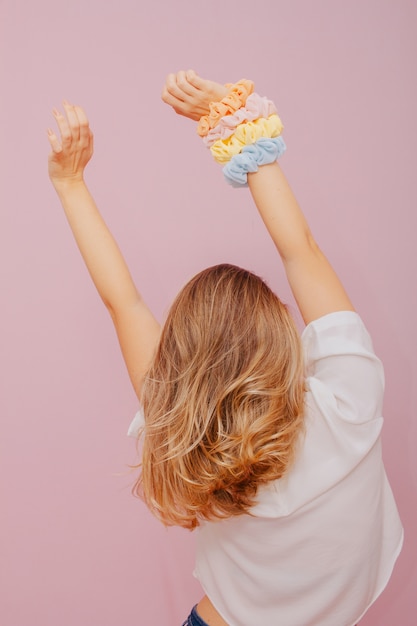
[{"xmin": 222, "ymin": 136, "xmax": 286, "ymax": 187}]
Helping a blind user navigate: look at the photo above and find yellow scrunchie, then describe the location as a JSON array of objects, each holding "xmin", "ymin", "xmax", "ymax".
[
  {"xmin": 197, "ymin": 79, "xmax": 254, "ymax": 137},
  {"xmin": 209, "ymin": 114, "xmax": 284, "ymax": 164}
]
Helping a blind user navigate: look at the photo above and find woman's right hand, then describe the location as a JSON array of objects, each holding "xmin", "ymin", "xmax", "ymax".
[
  {"xmin": 47, "ymin": 102, "xmax": 93, "ymax": 188},
  {"xmin": 161, "ymin": 70, "xmax": 228, "ymax": 121}
]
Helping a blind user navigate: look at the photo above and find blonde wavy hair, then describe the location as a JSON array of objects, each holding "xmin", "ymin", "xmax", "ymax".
[{"xmin": 134, "ymin": 264, "xmax": 305, "ymax": 530}]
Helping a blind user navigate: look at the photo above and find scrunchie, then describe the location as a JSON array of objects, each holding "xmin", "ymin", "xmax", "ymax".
[
  {"xmin": 203, "ymin": 93, "xmax": 277, "ymax": 147},
  {"xmin": 210, "ymin": 114, "xmax": 283, "ymax": 164},
  {"xmin": 222, "ymin": 137, "xmax": 287, "ymax": 187},
  {"xmin": 197, "ymin": 79, "xmax": 254, "ymax": 137}
]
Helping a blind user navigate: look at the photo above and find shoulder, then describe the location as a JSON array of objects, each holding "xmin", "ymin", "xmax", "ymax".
[{"xmin": 302, "ymin": 311, "xmax": 385, "ymax": 424}]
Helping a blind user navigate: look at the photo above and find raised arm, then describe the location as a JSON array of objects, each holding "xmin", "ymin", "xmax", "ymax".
[
  {"xmin": 162, "ymin": 71, "xmax": 354, "ymax": 325},
  {"xmin": 47, "ymin": 103, "xmax": 160, "ymax": 397},
  {"xmin": 246, "ymin": 163, "xmax": 354, "ymax": 324}
]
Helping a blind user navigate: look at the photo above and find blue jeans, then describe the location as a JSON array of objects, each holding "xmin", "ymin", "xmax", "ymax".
[
  {"xmin": 182, "ymin": 605, "xmax": 210, "ymax": 626},
  {"xmin": 182, "ymin": 605, "xmax": 358, "ymax": 625}
]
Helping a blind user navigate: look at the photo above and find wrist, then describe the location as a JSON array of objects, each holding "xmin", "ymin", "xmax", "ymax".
[{"xmin": 50, "ymin": 175, "xmax": 86, "ymax": 194}]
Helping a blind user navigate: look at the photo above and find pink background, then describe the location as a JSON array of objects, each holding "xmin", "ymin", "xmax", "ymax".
[{"xmin": 1, "ymin": 1, "xmax": 416, "ymax": 624}]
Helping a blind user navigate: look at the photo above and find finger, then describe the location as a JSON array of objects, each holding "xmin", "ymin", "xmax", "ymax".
[
  {"xmin": 73, "ymin": 105, "xmax": 90, "ymax": 143},
  {"xmin": 164, "ymin": 73, "xmax": 186, "ymax": 102},
  {"xmin": 176, "ymin": 70, "xmax": 200, "ymax": 96},
  {"xmin": 161, "ymin": 84, "xmax": 185, "ymax": 108},
  {"xmin": 63, "ymin": 100, "xmax": 80, "ymax": 141},
  {"xmin": 53, "ymin": 108, "xmax": 72, "ymax": 148},
  {"xmin": 47, "ymin": 128, "xmax": 63, "ymax": 154},
  {"xmin": 86, "ymin": 128, "xmax": 94, "ymax": 160},
  {"xmin": 185, "ymin": 69, "xmax": 206, "ymax": 91}
]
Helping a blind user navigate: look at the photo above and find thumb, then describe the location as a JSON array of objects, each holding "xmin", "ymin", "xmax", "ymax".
[{"xmin": 47, "ymin": 128, "xmax": 63, "ymax": 154}]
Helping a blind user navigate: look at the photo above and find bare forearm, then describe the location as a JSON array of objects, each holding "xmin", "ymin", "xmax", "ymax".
[
  {"xmin": 53, "ymin": 179, "xmax": 141, "ymax": 314},
  {"xmin": 248, "ymin": 162, "xmax": 312, "ymax": 261},
  {"xmin": 248, "ymin": 162, "xmax": 354, "ymax": 324}
]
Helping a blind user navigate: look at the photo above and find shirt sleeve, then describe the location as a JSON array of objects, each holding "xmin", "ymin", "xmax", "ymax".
[
  {"xmin": 127, "ymin": 407, "xmax": 145, "ymax": 438},
  {"xmin": 301, "ymin": 311, "xmax": 384, "ymax": 424}
]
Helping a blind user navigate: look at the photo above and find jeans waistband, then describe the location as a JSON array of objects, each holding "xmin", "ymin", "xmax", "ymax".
[{"xmin": 182, "ymin": 604, "xmax": 209, "ymax": 626}]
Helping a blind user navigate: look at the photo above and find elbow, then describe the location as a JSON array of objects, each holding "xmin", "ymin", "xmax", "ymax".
[
  {"xmin": 305, "ymin": 229, "xmax": 321, "ymax": 254},
  {"xmin": 280, "ymin": 228, "xmax": 321, "ymax": 263}
]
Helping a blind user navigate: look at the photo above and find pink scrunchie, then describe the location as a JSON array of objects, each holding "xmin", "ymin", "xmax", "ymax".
[
  {"xmin": 197, "ymin": 79, "xmax": 254, "ymax": 137},
  {"xmin": 203, "ymin": 93, "xmax": 277, "ymax": 147}
]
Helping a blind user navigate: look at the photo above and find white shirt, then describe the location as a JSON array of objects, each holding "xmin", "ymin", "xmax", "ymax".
[{"xmin": 129, "ymin": 311, "xmax": 403, "ymax": 626}]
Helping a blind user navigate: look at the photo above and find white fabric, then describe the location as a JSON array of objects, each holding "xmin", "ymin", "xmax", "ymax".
[
  {"xmin": 127, "ymin": 409, "xmax": 145, "ymax": 436},
  {"xmin": 128, "ymin": 311, "xmax": 403, "ymax": 626}
]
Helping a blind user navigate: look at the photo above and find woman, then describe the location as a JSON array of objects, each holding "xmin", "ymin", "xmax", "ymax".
[{"xmin": 47, "ymin": 71, "xmax": 403, "ymax": 626}]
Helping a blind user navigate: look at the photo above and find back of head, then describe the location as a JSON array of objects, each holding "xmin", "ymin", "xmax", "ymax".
[{"xmin": 135, "ymin": 264, "xmax": 305, "ymax": 529}]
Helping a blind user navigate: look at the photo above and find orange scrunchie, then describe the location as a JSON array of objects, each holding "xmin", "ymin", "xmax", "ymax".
[{"xmin": 197, "ymin": 79, "xmax": 254, "ymax": 137}]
